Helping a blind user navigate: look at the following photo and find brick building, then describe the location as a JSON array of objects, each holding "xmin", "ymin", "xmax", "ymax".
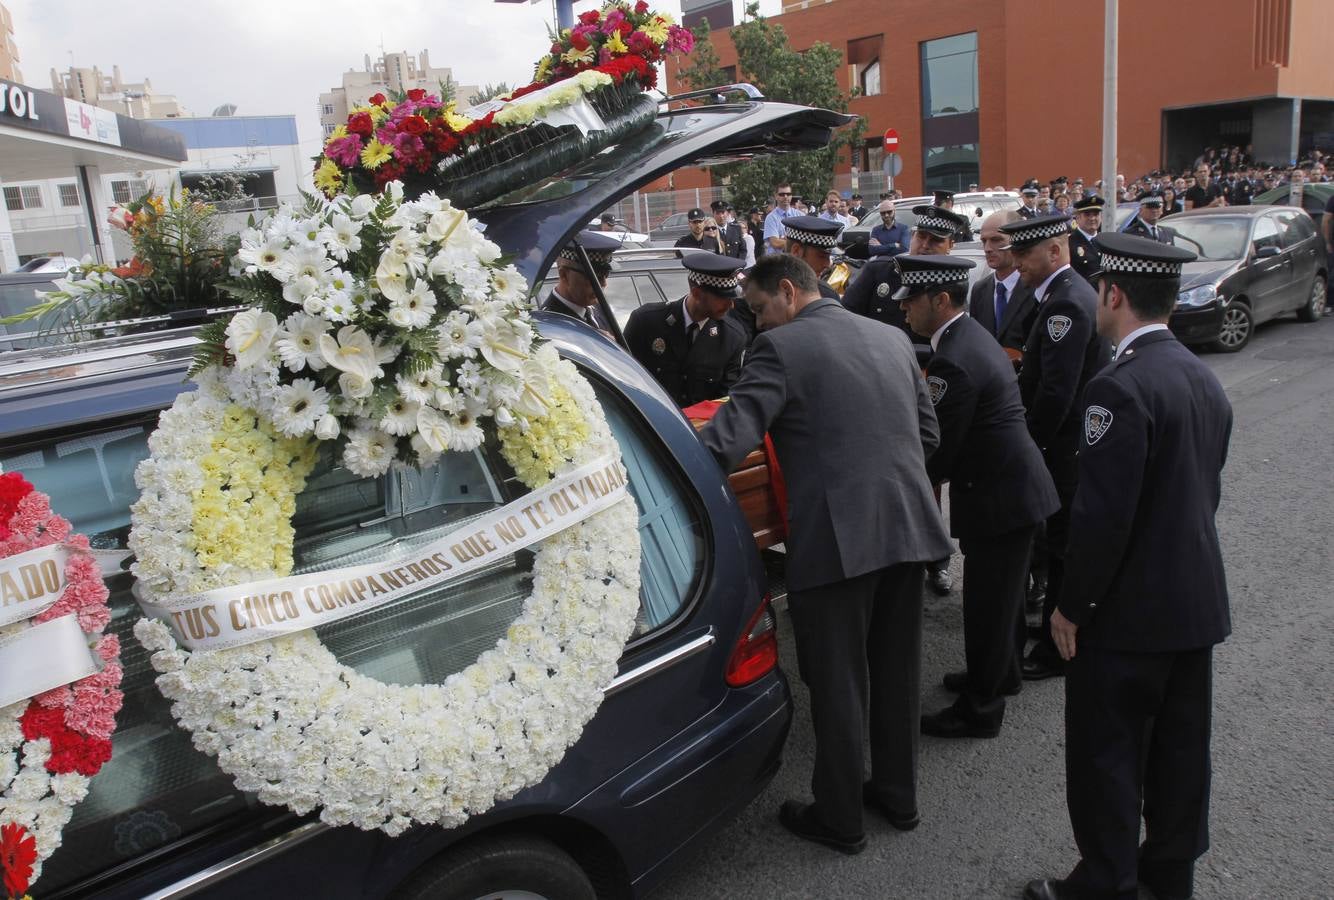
[{"xmin": 667, "ymin": 0, "xmax": 1334, "ymax": 196}]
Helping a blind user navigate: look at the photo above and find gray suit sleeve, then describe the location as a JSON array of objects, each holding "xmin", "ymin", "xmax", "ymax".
[{"xmin": 699, "ymin": 334, "xmax": 786, "ymax": 471}]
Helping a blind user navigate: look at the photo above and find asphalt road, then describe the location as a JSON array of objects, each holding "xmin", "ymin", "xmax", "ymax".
[{"xmin": 654, "ymin": 312, "xmax": 1334, "ymax": 900}]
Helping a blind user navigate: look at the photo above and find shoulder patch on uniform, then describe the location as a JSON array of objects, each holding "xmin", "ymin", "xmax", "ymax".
[
  {"xmin": 1084, "ymin": 405, "xmax": 1112, "ymax": 445},
  {"xmin": 1047, "ymin": 314, "xmax": 1073, "ymax": 342},
  {"xmin": 876, "ymin": 282, "xmax": 890, "ymax": 297},
  {"xmin": 927, "ymin": 375, "xmax": 948, "ymax": 405}
]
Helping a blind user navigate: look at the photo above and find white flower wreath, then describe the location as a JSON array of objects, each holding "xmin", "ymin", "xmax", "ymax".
[{"xmin": 127, "ymin": 185, "xmax": 642, "ymax": 836}]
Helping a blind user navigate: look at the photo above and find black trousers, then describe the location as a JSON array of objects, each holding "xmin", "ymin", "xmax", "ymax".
[
  {"xmin": 786, "ymin": 562, "xmax": 924, "ymax": 836},
  {"xmin": 1065, "ymin": 645, "xmax": 1214, "ymax": 900},
  {"xmin": 954, "ymin": 525, "xmax": 1036, "ymax": 728},
  {"xmin": 1031, "ymin": 449, "xmax": 1078, "ymax": 663}
]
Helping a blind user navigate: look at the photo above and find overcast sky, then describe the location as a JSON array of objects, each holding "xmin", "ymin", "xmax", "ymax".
[{"xmin": 12, "ymin": 0, "xmax": 778, "ymax": 166}]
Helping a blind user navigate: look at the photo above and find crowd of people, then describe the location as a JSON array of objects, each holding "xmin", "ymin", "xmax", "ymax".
[{"xmin": 544, "ymin": 166, "xmax": 1244, "ymax": 898}]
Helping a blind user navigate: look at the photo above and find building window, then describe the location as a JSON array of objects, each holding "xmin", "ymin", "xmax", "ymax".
[
  {"xmin": 323, "ymin": 123, "xmax": 335, "ymax": 136},
  {"xmin": 860, "ymin": 59, "xmax": 881, "ymax": 97},
  {"xmin": 322, "ymin": 103, "xmax": 334, "ymax": 115},
  {"xmin": 923, "ymin": 144, "xmax": 979, "ymax": 194},
  {"xmin": 920, "ymin": 32, "xmax": 978, "ymax": 118},
  {"xmin": 3, "ymin": 185, "xmax": 42, "ymax": 211},
  {"xmin": 110, "ymin": 181, "xmax": 132, "ymax": 204},
  {"xmin": 58, "ymin": 183, "xmax": 81, "ymax": 207}
]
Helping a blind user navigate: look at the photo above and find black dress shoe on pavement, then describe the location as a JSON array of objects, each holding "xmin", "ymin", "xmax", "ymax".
[
  {"xmin": 926, "ymin": 565, "xmax": 953, "ymax": 595},
  {"xmin": 1023, "ymin": 879, "xmax": 1079, "ymax": 900},
  {"xmin": 860, "ymin": 783, "xmax": 919, "ymax": 831},
  {"xmin": 1021, "ymin": 656, "xmax": 1064, "ymax": 681},
  {"xmin": 777, "ymin": 800, "xmax": 866, "ymax": 854},
  {"xmin": 942, "ymin": 670, "xmax": 1020, "ymax": 696},
  {"xmin": 921, "ymin": 707, "xmax": 1001, "ymax": 739}
]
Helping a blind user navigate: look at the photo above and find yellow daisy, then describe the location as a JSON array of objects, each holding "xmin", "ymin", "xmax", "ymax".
[
  {"xmin": 606, "ymin": 30, "xmax": 628, "ymax": 54},
  {"xmin": 314, "ymin": 159, "xmax": 344, "ymax": 193},
  {"xmin": 360, "ymin": 139, "xmax": 394, "ymax": 170}
]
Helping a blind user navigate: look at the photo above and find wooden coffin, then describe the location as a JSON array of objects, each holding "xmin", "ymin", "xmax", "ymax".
[{"xmin": 685, "ymin": 406, "xmax": 786, "ymax": 551}]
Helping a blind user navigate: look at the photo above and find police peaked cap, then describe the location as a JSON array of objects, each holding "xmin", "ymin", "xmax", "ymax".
[
  {"xmin": 998, "ymin": 213, "xmax": 1073, "ymax": 250},
  {"xmin": 1072, "ymin": 195, "xmax": 1105, "ymax": 213},
  {"xmin": 558, "ymin": 230, "xmax": 622, "ymax": 271},
  {"xmin": 783, "ymin": 215, "xmax": 843, "ymax": 249},
  {"xmin": 1090, "ymin": 232, "xmax": 1196, "ymax": 281},
  {"xmin": 911, "ymin": 205, "xmax": 968, "ymax": 239},
  {"xmin": 681, "ymin": 250, "xmax": 744, "ymax": 298},
  {"xmin": 891, "ymin": 254, "xmax": 976, "ymax": 300}
]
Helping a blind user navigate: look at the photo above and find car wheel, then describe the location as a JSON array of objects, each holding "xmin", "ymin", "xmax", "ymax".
[
  {"xmin": 1211, "ymin": 300, "xmax": 1253, "ymax": 353},
  {"xmin": 1295, "ymin": 275, "xmax": 1327, "ymax": 322},
  {"xmin": 394, "ymin": 834, "xmax": 597, "ymax": 900}
]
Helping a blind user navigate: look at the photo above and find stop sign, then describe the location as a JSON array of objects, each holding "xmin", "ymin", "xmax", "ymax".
[{"xmin": 883, "ymin": 128, "xmax": 899, "ymax": 152}]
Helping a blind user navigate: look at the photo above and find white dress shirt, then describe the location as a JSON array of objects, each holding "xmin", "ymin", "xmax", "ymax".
[
  {"xmin": 1113, "ymin": 322, "xmax": 1170, "ymax": 359},
  {"xmin": 930, "ymin": 311, "xmax": 968, "ymax": 352},
  {"xmin": 1033, "ymin": 264, "xmax": 1072, "ymax": 303}
]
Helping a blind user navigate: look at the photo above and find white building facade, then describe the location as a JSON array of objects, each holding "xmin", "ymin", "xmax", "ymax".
[{"xmin": 319, "ymin": 50, "xmax": 478, "ymax": 139}]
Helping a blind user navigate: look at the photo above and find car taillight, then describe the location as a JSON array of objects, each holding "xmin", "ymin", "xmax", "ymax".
[{"xmin": 725, "ymin": 595, "xmax": 779, "ymax": 687}]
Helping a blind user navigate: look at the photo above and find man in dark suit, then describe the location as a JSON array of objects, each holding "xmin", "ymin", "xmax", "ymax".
[
  {"xmin": 540, "ymin": 230, "xmax": 621, "ymax": 331},
  {"xmin": 1067, "ymin": 195, "xmax": 1104, "ymax": 284},
  {"xmin": 896, "ymin": 254, "xmax": 1060, "ymax": 738},
  {"xmin": 711, "ymin": 200, "xmax": 746, "ymax": 260},
  {"xmin": 1124, "ymin": 191, "xmax": 1177, "ymax": 244},
  {"xmin": 999, "ymin": 214, "xmax": 1113, "ymax": 680},
  {"xmin": 847, "ymin": 193, "xmax": 869, "ymax": 220},
  {"xmin": 1025, "ymin": 233, "xmax": 1232, "ymax": 900},
  {"xmin": 700, "ymin": 253, "xmax": 951, "ymax": 855},
  {"xmin": 971, "ymin": 210, "xmax": 1038, "ymax": 352},
  {"xmin": 624, "ymin": 253, "xmax": 747, "ymax": 407}
]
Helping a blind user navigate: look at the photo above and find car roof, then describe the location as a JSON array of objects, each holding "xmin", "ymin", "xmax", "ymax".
[
  {"xmin": 1169, "ymin": 205, "xmax": 1287, "ymax": 219},
  {"xmin": 475, "ymin": 99, "xmax": 852, "ymax": 286}
]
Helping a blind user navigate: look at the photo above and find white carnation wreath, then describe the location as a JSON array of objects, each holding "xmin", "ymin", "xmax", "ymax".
[{"xmin": 127, "ymin": 185, "xmax": 642, "ymax": 836}]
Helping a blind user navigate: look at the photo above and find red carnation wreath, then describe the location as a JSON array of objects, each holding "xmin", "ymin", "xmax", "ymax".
[{"xmin": 0, "ymin": 472, "xmax": 122, "ymax": 898}]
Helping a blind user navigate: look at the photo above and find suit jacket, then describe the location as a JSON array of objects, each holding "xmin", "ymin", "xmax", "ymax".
[
  {"xmin": 1123, "ymin": 219, "xmax": 1177, "ymax": 245},
  {"xmin": 969, "ymin": 272, "xmax": 1037, "ymax": 352},
  {"xmin": 700, "ymin": 298, "xmax": 951, "ymax": 591},
  {"xmin": 1067, "ymin": 229, "xmax": 1100, "ymax": 283},
  {"xmin": 1017, "ymin": 268, "xmax": 1112, "ymax": 459},
  {"xmin": 1060, "ymin": 330, "xmax": 1232, "ymax": 652},
  {"xmin": 1017, "ymin": 204, "xmax": 1040, "ymax": 220},
  {"xmin": 926, "ymin": 315, "xmax": 1060, "ymax": 540},
  {"xmin": 720, "ymin": 221, "xmax": 747, "ymax": 260},
  {"xmin": 624, "ymin": 298, "xmax": 746, "ymax": 407},
  {"xmin": 541, "ymin": 292, "xmax": 608, "ymax": 330}
]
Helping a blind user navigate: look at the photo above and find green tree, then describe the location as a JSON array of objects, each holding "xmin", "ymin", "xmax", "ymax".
[
  {"xmin": 468, "ymin": 83, "xmax": 513, "ymax": 106},
  {"xmin": 683, "ymin": 3, "xmax": 864, "ymax": 212},
  {"xmin": 678, "ymin": 19, "xmax": 726, "ymax": 96}
]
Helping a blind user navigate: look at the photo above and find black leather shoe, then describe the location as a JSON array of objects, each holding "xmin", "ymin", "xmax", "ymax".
[
  {"xmin": 921, "ymin": 707, "xmax": 1000, "ymax": 739},
  {"xmin": 1023, "ymin": 879, "xmax": 1079, "ymax": 900},
  {"xmin": 942, "ymin": 670, "xmax": 1019, "ymax": 696},
  {"xmin": 1021, "ymin": 655, "xmax": 1064, "ymax": 681},
  {"xmin": 861, "ymin": 783, "xmax": 919, "ymax": 831},
  {"xmin": 926, "ymin": 566, "xmax": 953, "ymax": 595},
  {"xmin": 1026, "ymin": 574, "xmax": 1047, "ymax": 613},
  {"xmin": 777, "ymin": 800, "xmax": 866, "ymax": 854}
]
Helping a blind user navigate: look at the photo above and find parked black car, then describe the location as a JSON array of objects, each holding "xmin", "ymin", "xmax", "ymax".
[
  {"xmin": 1164, "ymin": 206, "xmax": 1327, "ymax": 352},
  {"xmin": 0, "ymin": 94, "xmax": 852, "ymax": 900}
]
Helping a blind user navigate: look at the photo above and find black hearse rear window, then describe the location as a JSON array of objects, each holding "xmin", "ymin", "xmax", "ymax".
[{"xmin": 2, "ymin": 374, "xmax": 704, "ymax": 890}]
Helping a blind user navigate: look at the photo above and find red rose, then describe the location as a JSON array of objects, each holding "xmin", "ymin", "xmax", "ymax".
[
  {"xmin": 406, "ymin": 88, "xmax": 426, "ymax": 102},
  {"xmin": 578, "ymin": 9, "xmax": 600, "ymax": 24},
  {"xmin": 401, "ymin": 115, "xmax": 428, "ymax": 135},
  {"xmin": 347, "ymin": 112, "xmax": 374, "ymax": 137},
  {"xmin": 618, "ymin": 19, "xmax": 633, "ymax": 35},
  {"xmin": 570, "ymin": 29, "xmax": 590, "ymax": 51},
  {"xmin": 368, "ymin": 92, "xmax": 387, "ymax": 105},
  {"xmin": 551, "ymin": 41, "xmax": 563, "ymax": 54},
  {"xmin": 635, "ymin": 0, "xmax": 649, "ymax": 12}
]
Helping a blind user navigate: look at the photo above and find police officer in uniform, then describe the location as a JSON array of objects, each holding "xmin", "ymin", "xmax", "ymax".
[
  {"xmin": 782, "ymin": 215, "xmax": 844, "ymax": 301},
  {"xmin": 997, "ymin": 214, "xmax": 1112, "ymax": 680},
  {"xmin": 541, "ymin": 230, "xmax": 621, "ymax": 331},
  {"xmin": 624, "ymin": 253, "xmax": 747, "ymax": 407},
  {"xmin": 711, "ymin": 199, "xmax": 747, "ymax": 260},
  {"xmin": 895, "ymin": 254, "xmax": 1060, "ymax": 738},
  {"xmin": 1025, "ymin": 233, "xmax": 1232, "ymax": 900},
  {"xmin": 1124, "ymin": 191, "xmax": 1177, "ymax": 244},
  {"xmin": 1066, "ymin": 196, "xmax": 1104, "ymax": 284},
  {"xmin": 1017, "ymin": 182, "xmax": 1041, "ymax": 219}
]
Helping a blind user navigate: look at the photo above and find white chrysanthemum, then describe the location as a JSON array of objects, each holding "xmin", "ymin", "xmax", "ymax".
[
  {"xmin": 386, "ymin": 228, "xmax": 428, "ymax": 275},
  {"xmin": 275, "ymin": 313, "xmax": 330, "ymax": 372},
  {"xmin": 281, "ymin": 273, "xmax": 321, "ymax": 306},
  {"xmin": 448, "ymin": 409, "xmax": 485, "ymax": 451},
  {"xmin": 490, "ymin": 266, "xmax": 527, "ymax": 304},
  {"xmin": 238, "ymin": 235, "xmax": 288, "ymax": 273},
  {"xmin": 387, "ymin": 280, "xmax": 436, "ymax": 330},
  {"xmin": 436, "ymin": 311, "xmax": 483, "ymax": 359},
  {"xmin": 320, "ymin": 289, "xmax": 355, "ymax": 324},
  {"xmin": 319, "ymin": 213, "xmax": 362, "ymax": 261},
  {"xmin": 397, "ymin": 365, "xmax": 442, "ymax": 404},
  {"xmin": 342, "ymin": 425, "xmax": 397, "ymax": 477},
  {"xmin": 379, "ymin": 397, "xmax": 420, "ymax": 436},
  {"xmin": 225, "ymin": 309, "xmax": 279, "ymax": 369},
  {"xmin": 272, "ymin": 379, "xmax": 329, "ymax": 437},
  {"xmin": 275, "ymin": 244, "xmax": 335, "ymax": 284}
]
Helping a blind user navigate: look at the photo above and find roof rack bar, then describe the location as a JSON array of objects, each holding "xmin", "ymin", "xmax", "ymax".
[
  {"xmin": 660, "ymin": 83, "xmax": 765, "ymax": 105},
  {"xmin": 3, "ymin": 305, "xmax": 247, "ymax": 344}
]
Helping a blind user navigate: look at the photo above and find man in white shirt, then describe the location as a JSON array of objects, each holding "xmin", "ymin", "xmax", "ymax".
[{"xmin": 762, "ymin": 182, "xmax": 801, "ymax": 255}]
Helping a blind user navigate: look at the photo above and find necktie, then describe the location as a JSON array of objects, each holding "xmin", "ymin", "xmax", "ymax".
[
  {"xmin": 994, "ymin": 282, "xmax": 1009, "ymax": 334},
  {"xmin": 687, "ymin": 321, "xmax": 700, "ymax": 344},
  {"xmin": 1151, "ymin": 226, "xmax": 1159, "ymax": 241},
  {"xmin": 583, "ymin": 307, "xmax": 598, "ymax": 328}
]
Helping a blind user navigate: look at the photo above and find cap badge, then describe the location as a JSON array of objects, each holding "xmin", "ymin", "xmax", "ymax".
[
  {"xmin": 927, "ymin": 375, "xmax": 948, "ymax": 406},
  {"xmin": 1085, "ymin": 405, "xmax": 1113, "ymax": 445},
  {"xmin": 651, "ymin": 337, "xmax": 666, "ymax": 355},
  {"xmin": 1047, "ymin": 315, "xmax": 1073, "ymax": 342},
  {"xmin": 876, "ymin": 282, "xmax": 891, "ymax": 298}
]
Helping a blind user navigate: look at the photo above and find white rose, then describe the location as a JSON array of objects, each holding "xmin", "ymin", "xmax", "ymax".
[
  {"xmin": 338, "ymin": 371, "xmax": 374, "ymax": 399},
  {"xmin": 315, "ymin": 414, "xmax": 341, "ymax": 440}
]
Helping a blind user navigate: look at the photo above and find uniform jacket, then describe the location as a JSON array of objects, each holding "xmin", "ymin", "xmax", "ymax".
[
  {"xmin": 1067, "ymin": 229, "xmax": 1101, "ymax": 283},
  {"xmin": 624, "ymin": 297, "xmax": 746, "ymax": 407},
  {"xmin": 925, "ymin": 315, "xmax": 1060, "ymax": 540},
  {"xmin": 674, "ymin": 232, "xmax": 724, "ymax": 253},
  {"xmin": 969, "ymin": 272, "xmax": 1037, "ymax": 352},
  {"xmin": 1060, "ymin": 330, "xmax": 1232, "ymax": 652},
  {"xmin": 700, "ymin": 298, "xmax": 951, "ymax": 592},
  {"xmin": 541, "ymin": 293, "xmax": 608, "ymax": 330},
  {"xmin": 719, "ymin": 221, "xmax": 747, "ymax": 260},
  {"xmin": 1123, "ymin": 219, "xmax": 1177, "ymax": 245},
  {"xmin": 1017, "ymin": 204, "xmax": 1040, "ymax": 220},
  {"xmin": 1017, "ymin": 268, "xmax": 1112, "ymax": 458}
]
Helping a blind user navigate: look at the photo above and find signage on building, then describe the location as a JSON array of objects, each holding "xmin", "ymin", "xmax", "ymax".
[
  {"xmin": 63, "ymin": 99, "xmax": 121, "ymax": 147},
  {"xmin": 0, "ymin": 82, "xmax": 39, "ymax": 122}
]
